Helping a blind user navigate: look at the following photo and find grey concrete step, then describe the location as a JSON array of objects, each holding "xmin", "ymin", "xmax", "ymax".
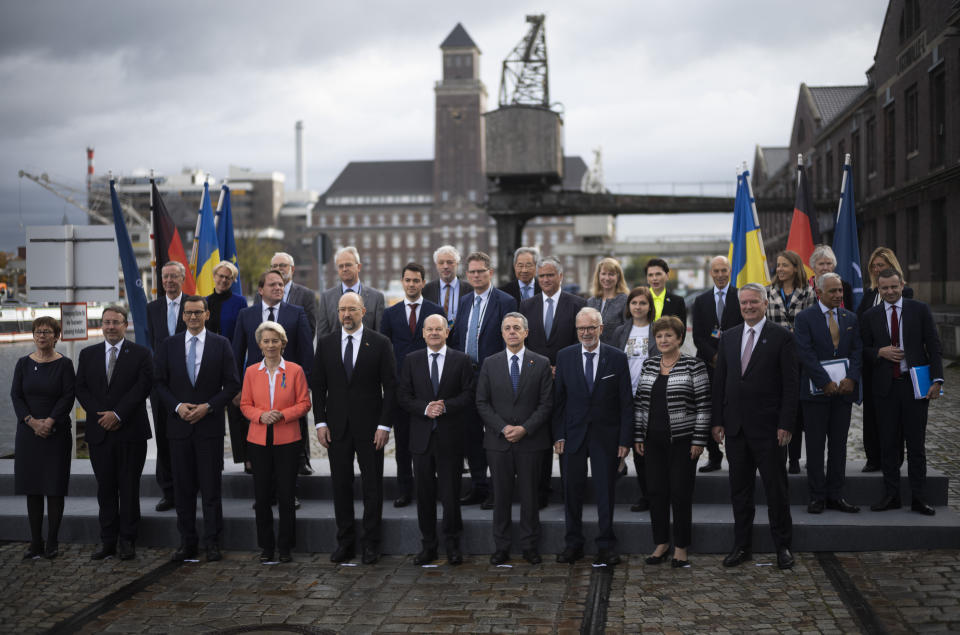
[
  {"xmin": 0, "ymin": 459, "xmax": 949, "ymax": 507},
  {"xmin": 0, "ymin": 496, "xmax": 957, "ymax": 555}
]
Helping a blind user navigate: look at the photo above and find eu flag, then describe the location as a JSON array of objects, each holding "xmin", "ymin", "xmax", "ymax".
[
  {"xmin": 194, "ymin": 182, "xmax": 220, "ymax": 296},
  {"xmin": 215, "ymin": 185, "xmax": 242, "ymax": 295},
  {"xmin": 728, "ymin": 167, "xmax": 770, "ymax": 287},
  {"xmin": 110, "ymin": 180, "xmax": 150, "ymax": 347},
  {"xmin": 832, "ymin": 155, "xmax": 863, "ymax": 309}
]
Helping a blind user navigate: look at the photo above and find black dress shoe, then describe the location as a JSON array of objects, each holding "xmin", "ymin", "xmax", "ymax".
[
  {"xmin": 522, "ymin": 549, "xmax": 541, "ymax": 565},
  {"xmin": 294, "ymin": 496, "xmax": 301, "ymax": 510},
  {"xmin": 298, "ymin": 461, "xmax": 314, "ymax": 475},
  {"xmin": 645, "ymin": 551, "xmax": 670, "ymax": 565},
  {"xmin": 172, "ymin": 544, "xmax": 198, "ymax": 561},
  {"xmin": 206, "ymin": 544, "xmax": 222, "ymax": 562},
  {"xmin": 556, "ymin": 547, "xmax": 583, "ymax": 564},
  {"xmin": 155, "ymin": 497, "xmax": 175, "ymax": 512},
  {"xmin": 480, "ymin": 493, "xmax": 495, "ymax": 510},
  {"xmin": 699, "ymin": 460, "xmax": 722, "ymax": 473},
  {"xmin": 460, "ymin": 489, "xmax": 486, "ymax": 505},
  {"xmin": 279, "ymin": 552, "xmax": 292, "ymax": 563},
  {"xmin": 861, "ymin": 462, "xmax": 881, "ymax": 473},
  {"xmin": 671, "ymin": 558, "xmax": 691, "ymax": 568},
  {"xmin": 826, "ymin": 498, "xmax": 860, "ymax": 513},
  {"xmin": 118, "ymin": 539, "xmax": 136, "ymax": 560},
  {"xmin": 244, "ymin": 463, "xmax": 254, "ymax": 475},
  {"xmin": 44, "ymin": 543, "xmax": 60, "ymax": 559},
  {"xmin": 630, "ymin": 498, "xmax": 650, "ymax": 512},
  {"xmin": 722, "ymin": 547, "xmax": 752, "ymax": 567},
  {"xmin": 394, "ymin": 494, "xmax": 412, "ymax": 508},
  {"xmin": 362, "ymin": 546, "xmax": 380, "ymax": 565},
  {"xmin": 330, "ymin": 545, "xmax": 355, "ymax": 563},
  {"xmin": 595, "ymin": 549, "xmax": 620, "ymax": 566},
  {"xmin": 807, "ymin": 499, "xmax": 824, "ymax": 514},
  {"xmin": 91, "ymin": 544, "xmax": 117, "ymax": 560},
  {"xmin": 259, "ymin": 550, "xmax": 274, "ymax": 563},
  {"xmin": 911, "ymin": 500, "xmax": 936, "ymax": 516},
  {"xmin": 777, "ymin": 547, "xmax": 795, "ymax": 569},
  {"xmin": 447, "ymin": 548, "xmax": 463, "ymax": 566},
  {"xmin": 870, "ymin": 495, "xmax": 902, "ymax": 511},
  {"xmin": 23, "ymin": 542, "xmax": 44, "ymax": 559},
  {"xmin": 413, "ymin": 549, "xmax": 438, "ymax": 565},
  {"xmin": 490, "ymin": 550, "xmax": 509, "ymax": 565},
  {"xmin": 788, "ymin": 461, "xmax": 801, "ymax": 474}
]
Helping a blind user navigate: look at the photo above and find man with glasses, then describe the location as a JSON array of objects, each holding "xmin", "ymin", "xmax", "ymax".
[
  {"xmin": 499, "ymin": 247, "xmax": 541, "ymax": 306},
  {"xmin": 270, "ymin": 252, "xmax": 319, "ymax": 339}
]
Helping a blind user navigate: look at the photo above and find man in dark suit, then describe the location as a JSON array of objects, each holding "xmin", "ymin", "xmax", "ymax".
[
  {"xmin": 450, "ymin": 251, "xmax": 518, "ymax": 507},
  {"xmin": 233, "ymin": 269, "xmax": 315, "ymax": 479},
  {"xmin": 861, "ymin": 268, "xmax": 944, "ymax": 516},
  {"xmin": 316, "ymin": 246, "xmax": 385, "ymax": 336},
  {"xmin": 381, "ymin": 262, "xmax": 445, "ymax": 507},
  {"xmin": 499, "ymin": 247, "xmax": 541, "ymax": 305},
  {"xmin": 519, "ymin": 256, "xmax": 586, "ymax": 508},
  {"xmin": 691, "ymin": 255, "xmax": 743, "ymax": 472},
  {"xmin": 154, "ymin": 296, "xmax": 241, "ymax": 562},
  {"xmin": 397, "ymin": 314, "xmax": 475, "ymax": 565},
  {"xmin": 553, "ymin": 307, "xmax": 632, "ymax": 565},
  {"xmin": 423, "ymin": 245, "xmax": 473, "ymax": 330},
  {"xmin": 712, "ymin": 283, "xmax": 798, "ymax": 570},
  {"xmin": 795, "ymin": 273, "xmax": 862, "ymax": 514},
  {"xmin": 476, "ymin": 313, "xmax": 553, "ymax": 565},
  {"xmin": 75, "ymin": 305, "xmax": 153, "ymax": 561},
  {"xmin": 313, "ymin": 292, "xmax": 397, "ymax": 564},
  {"xmin": 271, "ymin": 251, "xmax": 319, "ymax": 338},
  {"xmin": 146, "ymin": 260, "xmax": 187, "ymax": 512},
  {"xmin": 646, "ymin": 258, "xmax": 687, "ymax": 327}
]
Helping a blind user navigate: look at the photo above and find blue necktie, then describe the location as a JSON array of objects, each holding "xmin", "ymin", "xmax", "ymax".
[
  {"xmin": 187, "ymin": 336, "xmax": 198, "ymax": 386},
  {"xmin": 584, "ymin": 351, "xmax": 595, "ymax": 393},
  {"xmin": 167, "ymin": 301, "xmax": 177, "ymax": 336},
  {"xmin": 466, "ymin": 296, "xmax": 481, "ymax": 363},
  {"xmin": 430, "ymin": 352, "xmax": 441, "ymax": 397},
  {"xmin": 344, "ymin": 334, "xmax": 354, "ymax": 382},
  {"xmin": 510, "ymin": 354, "xmax": 520, "ymax": 394},
  {"xmin": 522, "ymin": 285, "xmax": 532, "ymax": 300},
  {"xmin": 544, "ymin": 297, "xmax": 555, "ymax": 337}
]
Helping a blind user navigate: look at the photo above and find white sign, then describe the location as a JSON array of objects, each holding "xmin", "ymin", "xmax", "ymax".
[
  {"xmin": 60, "ymin": 302, "xmax": 88, "ymax": 341},
  {"xmin": 26, "ymin": 225, "xmax": 118, "ymax": 303}
]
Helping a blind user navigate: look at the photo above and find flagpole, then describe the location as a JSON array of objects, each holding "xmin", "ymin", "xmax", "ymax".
[
  {"xmin": 189, "ymin": 175, "xmax": 208, "ymax": 278},
  {"xmin": 214, "ymin": 181, "xmax": 225, "ymax": 231},
  {"xmin": 149, "ymin": 168, "xmax": 157, "ymax": 300},
  {"xmin": 836, "ymin": 153, "xmax": 850, "ymax": 224}
]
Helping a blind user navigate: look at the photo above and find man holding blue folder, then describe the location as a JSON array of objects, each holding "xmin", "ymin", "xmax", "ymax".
[
  {"xmin": 795, "ymin": 273, "xmax": 862, "ymax": 514},
  {"xmin": 861, "ymin": 269, "xmax": 943, "ymax": 516}
]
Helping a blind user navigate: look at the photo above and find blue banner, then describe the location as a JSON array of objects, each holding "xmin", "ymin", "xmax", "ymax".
[
  {"xmin": 832, "ymin": 161, "xmax": 863, "ymax": 310},
  {"xmin": 110, "ymin": 180, "xmax": 151, "ymax": 348},
  {"xmin": 216, "ymin": 185, "xmax": 242, "ymax": 295}
]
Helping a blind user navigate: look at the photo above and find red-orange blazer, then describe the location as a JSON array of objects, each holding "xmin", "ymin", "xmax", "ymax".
[{"xmin": 240, "ymin": 361, "xmax": 311, "ymax": 446}]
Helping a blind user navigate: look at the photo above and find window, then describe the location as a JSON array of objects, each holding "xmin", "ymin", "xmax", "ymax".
[
  {"xmin": 825, "ymin": 151, "xmax": 834, "ymax": 197},
  {"xmin": 391, "ymin": 234, "xmax": 400, "ymax": 249},
  {"xmin": 377, "ymin": 234, "xmax": 386, "ymax": 249},
  {"xmin": 899, "ymin": 0, "xmax": 921, "ymax": 43},
  {"xmin": 905, "ymin": 84, "xmax": 919, "ymax": 155},
  {"xmin": 884, "ymin": 105, "xmax": 896, "ymax": 188},
  {"xmin": 406, "ymin": 233, "xmax": 415, "ymax": 248},
  {"xmin": 930, "ymin": 70, "xmax": 946, "ymax": 167},
  {"xmin": 866, "ymin": 117, "xmax": 877, "ymax": 175},
  {"xmin": 361, "ymin": 233, "xmax": 371, "ymax": 250}
]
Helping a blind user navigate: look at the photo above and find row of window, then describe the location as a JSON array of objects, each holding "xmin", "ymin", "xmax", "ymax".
[
  {"xmin": 317, "ymin": 212, "xmax": 432, "ymax": 228},
  {"xmin": 325, "ymin": 194, "xmax": 433, "ymax": 206}
]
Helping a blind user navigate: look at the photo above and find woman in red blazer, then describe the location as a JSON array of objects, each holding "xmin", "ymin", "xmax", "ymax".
[{"xmin": 240, "ymin": 321, "xmax": 311, "ymax": 563}]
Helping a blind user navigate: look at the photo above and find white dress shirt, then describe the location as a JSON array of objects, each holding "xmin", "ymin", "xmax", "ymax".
[
  {"xmin": 103, "ymin": 339, "xmax": 123, "ymax": 420},
  {"xmin": 505, "ymin": 346, "xmax": 526, "ymax": 374},
  {"xmin": 166, "ymin": 293, "xmax": 183, "ymax": 334},
  {"xmin": 741, "ymin": 317, "xmax": 766, "ymax": 358},
  {"xmin": 884, "ymin": 299, "xmax": 908, "ymax": 373},
  {"xmin": 257, "ymin": 358, "xmax": 287, "ymax": 408},
  {"xmin": 175, "ymin": 328, "xmax": 207, "ymax": 414},
  {"xmin": 262, "ymin": 301, "xmax": 281, "ymax": 323},
  {"xmin": 406, "ymin": 296, "xmax": 423, "ymax": 325},
  {"xmin": 425, "ymin": 345, "xmax": 447, "ymax": 416},
  {"xmin": 541, "ymin": 289, "xmax": 562, "ymax": 330},
  {"xmin": 581, "ymin": 344, "xmax": 600, "ymax": 383}
]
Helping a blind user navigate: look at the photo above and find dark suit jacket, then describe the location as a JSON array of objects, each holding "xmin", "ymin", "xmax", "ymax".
[
  {"xmin": 311, "ymin": 327, "xmax": 397, "ymax": 442},
  {"xmin": 232, "ymin": 301, "xmax": 314, "ymax": 378},
  {"xmin": 499, "ymin": 278, "xmax": 541, "ymax": 306},
  {"xmin": 381, "ymin": 298, "xmax": 446, "ymax": 372},
  {"xmin": 475, "ymin": 349, "xmax": 553, "ymax": 452},
  {"xmin": 552, "ymin": 343, "xmax": 633, "ymax": 453},
  {"xmin": 692, "ymin": 286, "xmax": 743, "ymax": 368},
  {"xmin": 795, "ymin": 303, "xmax": 862, "ymax": 403},
  {"xmin": 146, "ymin": 296, "xmax": 186, "ymax": 353},
  {"xmin": 856, "ymin": 286, "xmax": 914, "ymax": 316},
  {"xmin": 451, "ymin": 288, "xmax": 518, "ymax": 364},
  {"xmin": 286, "ymin": 281, "xmax": 319, "ymax": 338},
  {"xmin": 317, "ymin": 283, "xmax": 385, "ymax": 336},
  {"xmin": 423, "ymin": 277, "xmax": 473, "ymax": 308},
  {"xmin": 519, "ymin": 292, "xmax": 586, "ymax": 366},
  {"xmin": 154, "ymin": 330, "xmax": 241, "ymax": 439},
  {"xmin": 656, "ymin": 290, "xmax": 687, "ymax": 326},
  {"xmin": 397, "ymin": 347, "xmax": 476, "ymax": 455},
  {"xmin": 75, "ymin": 339, "xmax": 153, "ymax": 445},
  {"xmin": 860, "ymin": 298, "xmax": 943, "ymax": 396},
  {"xmin": 712, "ymin": 321, "xmax": 798, "ymax": 440}
]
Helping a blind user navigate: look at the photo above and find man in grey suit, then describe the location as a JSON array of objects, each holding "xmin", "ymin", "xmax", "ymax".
[
  {"xmin": 271, "ymin": 252, "xmax": 319, "ymax": 338},
  {"xmin": 476, "ymin": 312, "xmax": 554, "ymax": 566},
  {"xmin": 316, "ymin": 246, "xmax": 386, "ymax": 336}
]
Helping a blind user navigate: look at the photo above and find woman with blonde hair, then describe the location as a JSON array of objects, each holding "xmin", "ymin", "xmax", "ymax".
[{"xmin": 587, "ymin": 257, "xmax": 630, "ymax": 344}]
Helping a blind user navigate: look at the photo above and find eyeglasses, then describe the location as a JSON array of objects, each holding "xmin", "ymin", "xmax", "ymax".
[
  {"xmin": 183, "ymin": 310, "xmax": 206, "ymax": 317},
  {"xmin": 34, "ymin": 330, "xmax": 56, "ymax": 336},
  {"xmin": 576, "ymin": 326, "xmax": 599, "ymax": 333}
]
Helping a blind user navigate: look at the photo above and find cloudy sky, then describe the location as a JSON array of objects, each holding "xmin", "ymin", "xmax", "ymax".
[{"xmin": 0, "ymin": 0, "xmax": 887, "ymax": 250}]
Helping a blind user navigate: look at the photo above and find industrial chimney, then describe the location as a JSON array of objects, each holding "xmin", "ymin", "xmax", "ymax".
[
  {"xmin": 86, "ymin": 147, "xmax": 95, "ymax": 206},
  {"xmin": 295, "ymin": 121, "xmax": 305, "ymax": 191}
]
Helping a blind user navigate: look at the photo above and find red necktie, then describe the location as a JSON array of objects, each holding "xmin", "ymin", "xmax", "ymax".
[
  {"xmin": 408, "ymin": 303, "xmax": 419, "ymax": 335},
  {"xmin": 890, "ymin": 305, "xmax": 901, "ymax": 378}
]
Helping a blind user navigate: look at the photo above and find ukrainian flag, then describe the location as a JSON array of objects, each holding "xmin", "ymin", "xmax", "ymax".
[
  {"xmin": 728, "ymin": 168, "xmax": 770, "ymax": 287},
  {"xmin": 194, "ymin": 182, "xmax": 220, "ymax": 296}
]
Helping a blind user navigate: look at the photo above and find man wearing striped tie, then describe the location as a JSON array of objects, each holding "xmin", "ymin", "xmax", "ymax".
[{"xmin": 423, "ymin": 245, "xmax": 473, "ymax": 332}]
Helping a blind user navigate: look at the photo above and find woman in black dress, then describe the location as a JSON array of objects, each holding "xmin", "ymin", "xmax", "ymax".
[{"xmin": 10, "ymin": 316, "xmax": 76, "ymax": 559}]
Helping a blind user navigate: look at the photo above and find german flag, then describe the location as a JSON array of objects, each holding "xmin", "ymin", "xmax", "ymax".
[
  {"xmin": 151, "ymin": 181, "xmax": 197, "ymax": 296},
  {"xmin": 785, "ymin": 156, "xmax": 821, "ymax": 279}
]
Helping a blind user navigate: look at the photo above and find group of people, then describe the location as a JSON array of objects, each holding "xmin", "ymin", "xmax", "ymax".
[{"xmin": 10, "ymin": 241, "xmax": 943, "ymax": 570}]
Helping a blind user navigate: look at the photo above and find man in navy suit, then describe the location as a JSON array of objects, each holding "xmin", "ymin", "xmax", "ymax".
[
  {"xmin": 75, "ymin": 305, "xmax": 153, "ymax": 561},
  {"xmin": 861, "ymin": 268, "xmax": 944, "ymax": 516},
  {"xmin": 795, "ymin": 273, "xmax": 862, "ymax": 514},
  {"xmin": 155, "ymin": 296, "xmax": 241, "ymax": 562},
  {"xmin": 233, "ymin": 269, "xmax": 314, "ymax": 479},
  {"xmin": 691, "ymin": 256, "xmax": 743, "ymax": 472},
  {"xmin": 553, "ymin": 307, "xmax": 632, "ymax": 565},
  {"xmin": 381, "ymin": 262, "xmax": 445, "ymax": 507},
  {"xmin": 451, "ymin": 251, "xmax": 518, "ymax": 507},
  {"xmin": 146, "ymin": 261, "xmax": 187, "ymax": 511},
  {"xmin": 423, "ymin": 245, "xmax": 473, "ymax": 330}
]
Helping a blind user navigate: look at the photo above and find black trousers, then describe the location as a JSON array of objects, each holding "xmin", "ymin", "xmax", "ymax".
[
  {"xmin": 787, "ymin": 406, "xmax": 804, "ymax": 465},
  {"xmin": 392, "ymin": 407, "xmax": 415, "ymax": 498},
  {"xmin": 561, "ymin": 438, "xmax": 618, "ymax": 551},
  {"xmin": 328, "ymin": 431, "xmax": 384, "ymax": 549},
  {"xmin": 725, "ymin": 429, "xmax": 792, "ymax": 549},
  {"xmin": 88, "ymin": 436, "xmax": 148, "ymax": 544},
  {"xmin": 644, "ymin": 429, "xmax": 697, "ymax": 548},
  {"xmin": 149, "ymin": 391, "xmax": 175, "ymax": 499},
  {"xmin": 631, "ymin": 448, "xmax": 649, "ymax": 500},
  {"xmin": 702, "ymin": 366, "xmax": 723, "ymax": 463},
  {"xmin": 463, "ymin": 403, "xmax": 489, "ymax": 495},
  {"xmin": 169, "ymin": 434, "xmax": 224, "ymax": 547},
  {"xmin": 875, "ymin": 377, "xmax": 928, "ymax": 500},
  {"xmin": 802, "ymin": 400, "xmax": 852, "ymax": 501},
  {"xmin": 226, "ymin": 403, "xmax": 248, "ymax": 464},
  {"xmin": 488, "ymin": 448, "xmax": 542, "ymax": 552},
  {"xmin": 413, "ymin": 431, "xmax": 463, "ymax": 550},
  {"xmin": 248, "ymin": 435, "xmax": 299, "ymax": 554}
]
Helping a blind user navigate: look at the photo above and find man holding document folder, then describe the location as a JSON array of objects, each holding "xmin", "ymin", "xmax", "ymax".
[
  {"xmin": 795, "ymin": 273, "xmax": 862, "ymax": 514},
  {"xmin": 861, "ymin": 268, "xmax": 943, "ymax": 516}
]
